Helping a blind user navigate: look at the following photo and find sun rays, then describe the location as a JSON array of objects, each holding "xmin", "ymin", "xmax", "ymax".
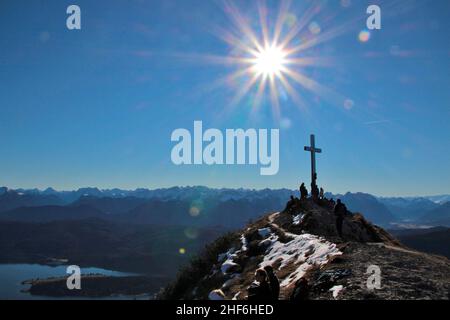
[
  {"xmin": 215, "ymin": 0, "xmax": 346, "ymax": 121},
  {"xmin": 178, "ymin": 0, "xmax": 358, "ymax": 122}
]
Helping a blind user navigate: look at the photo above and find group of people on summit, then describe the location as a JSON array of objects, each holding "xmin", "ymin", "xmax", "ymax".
[
  {"xmin": 246, "ymin": 182, "xmax": 349, "ymax": 301},
  {"xmin": 288, "ymin": 182, "xmax": 349, "ymax": 238},
  {"xmin": 299, "ymin": 182, "xmax": 324, "ymax": 202},
  {"xmin": 212, "ymin": 182, "xmax": 349, "ymax": 301}
]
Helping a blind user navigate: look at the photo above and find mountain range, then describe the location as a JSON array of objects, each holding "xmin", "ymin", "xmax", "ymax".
[
  {"xmin": 1, "ymin": 186, "xmax": 449, "ymax": 228},
  {"xmin": 1, "ymin": 186, "xmax": 449, "ymax": 299}
]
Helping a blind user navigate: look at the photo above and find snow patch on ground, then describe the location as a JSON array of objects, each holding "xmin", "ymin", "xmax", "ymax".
[
  {"xmin": 219, "ymin": 233, "xmax": 248, "ymax": 275},
  {"xmin": 208, "ymin": 290, "xmax": 225, "ymax": 300},
  {"xmin": 293, "ymin": 214, "xmax": 304, "ymax": 225},
  {"xmin": 259, "ymin": 233, "xmax": 342, "ymax": 288},
  {"xmin": 220, "ymin": 249, "xmax": 239, "ymax": 274},
  {"xmin": 329, "ymin": 285, "xmax": 344, "ymax": 299},
  {"xmin": 217, "ymin": 248, "xmax": 234, "ymax": 263},
  {"xmin": 258, "ymin": 227, "xmax": 271, "ymax": 238},
  {"xmin": 258, "ymin": 233, "xmax": 277, "ymax": 248},
  {"xmin": 240, "ymin": 234, "xmax": 248, "ymax": 251},
  {"xmin": 221, "ymin": 274, "xmax": 240, "ymax": 289}
]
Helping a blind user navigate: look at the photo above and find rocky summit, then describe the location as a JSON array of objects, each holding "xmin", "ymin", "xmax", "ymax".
[{"xmin": 160, "ymin": 197, "xmax": 450, "ymax": 300}]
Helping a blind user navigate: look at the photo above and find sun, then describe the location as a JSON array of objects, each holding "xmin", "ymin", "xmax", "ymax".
[
  {"xmin": 186, "ymin": 1, "xmax": 349, "ymax": 121},
  {"xmin": 252, "ymin": 45, "xmax": 287, "ymax": 78}
]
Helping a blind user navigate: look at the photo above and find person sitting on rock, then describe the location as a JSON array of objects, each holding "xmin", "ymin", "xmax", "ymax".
[
  {"xmin": 247, "ymin": 269, "xmax": 272, "ymax": 301},
  {"xmin": 299, "ymin": 183, "xmax": 308, "ymax": 200},
  {"xmin": 290, "ymin": 278, "xmax": 309, "ymax": 301},
  {"xmin": 334, "ymin": 199, "xmax": 347, "ymax": 237},
  {"xmin": 264, "ymin": 265, "xmax": 280, "ymax": 300}
]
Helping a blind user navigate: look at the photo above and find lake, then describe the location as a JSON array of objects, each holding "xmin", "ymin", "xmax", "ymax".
[{"xmin": 0, "ymin": 264, "xmax": 149, "ymax": 300}]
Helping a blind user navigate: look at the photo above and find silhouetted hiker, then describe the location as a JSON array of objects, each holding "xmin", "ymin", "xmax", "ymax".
[
  {"xmin": 334, "ymin": 199, "xmax": 347, "ymax": 237},
  {"xmin": 247, "ymin": 269, "xmax": 272, "ymax": 301},
  {"xmin": 319, "ymin": 187, "xmax": 324, "ymax": 200},
  {"xmin": 329, "ymin": 198, "xmax": 336, "ymax": 210},
  {"xmin": 311, "ymin": 183, "xmax": 319, "ymax": 202},
  {"xmin": 284, "ymin": 195, "xmax": 296, "ymax": 214},
  {"xmin": 264, "ymin": 265, "xmax": 280, "ymax": 300},
  {"xmin": 290, "ymin": 278, "xmax": 309, "ymax": 301},
  {"xmin": 299, "ymin": 183, "xmax": 308, "ymax": 200}
]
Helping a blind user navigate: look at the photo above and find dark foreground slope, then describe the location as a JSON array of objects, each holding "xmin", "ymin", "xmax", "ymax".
[
  {"xmin": 391, "ymin": 227, "xmax": 450, "ymax": 259},
  {"xmin": 160, "ymin": 198, "xmax": 450, "ymax": 300}
]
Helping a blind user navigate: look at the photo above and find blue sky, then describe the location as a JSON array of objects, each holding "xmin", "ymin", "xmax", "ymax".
[{"xmin": 0, "ymin": 0, "xmax": 449, "ymax": 196}]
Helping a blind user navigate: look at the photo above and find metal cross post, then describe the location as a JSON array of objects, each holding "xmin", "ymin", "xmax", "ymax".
[{"xmin": 304, "ymin": 134, "xmax": 322, "ymax": 190}]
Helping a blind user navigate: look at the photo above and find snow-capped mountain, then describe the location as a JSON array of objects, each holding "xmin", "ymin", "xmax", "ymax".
[{"xmin": 1, "ymin": 186, "xmax": 449, "ymax": 227}]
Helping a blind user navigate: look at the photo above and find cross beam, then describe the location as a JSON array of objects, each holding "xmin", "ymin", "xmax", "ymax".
[{"xmin": 304, "ymin": 134, "xmax": 322, "ymax": 189}]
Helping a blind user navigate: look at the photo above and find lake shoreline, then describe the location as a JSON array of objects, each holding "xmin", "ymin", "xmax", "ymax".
[
  {"xmin": 0, "ymin": 264, "xmax": 169, "ymax": 300},
  {"xmin": 24, "ymin": 274, "xmax": 158, "ymax": 298}
]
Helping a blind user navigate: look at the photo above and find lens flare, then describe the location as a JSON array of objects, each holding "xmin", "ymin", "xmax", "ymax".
[
  {"xmin": 189, "ymin": 199, "xmax": 203, "ymax": 217},
  {"xmin": 184, "ymin": 227, "xmax": 199, "ymax": 239},
  {"xmin": 358, "ymin": 30, "xmax": 371, "ymax": 42},
  {"xmin": 189, "ymin": 206, "xmax": 200, "ymax": 217},
  {"xmin": 308, "ymin": 21, "xmax": 321, "ymax": 35},
  {"xmin": 344, "ymin": 99, "xmax": 354, "ymax": 110}
]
